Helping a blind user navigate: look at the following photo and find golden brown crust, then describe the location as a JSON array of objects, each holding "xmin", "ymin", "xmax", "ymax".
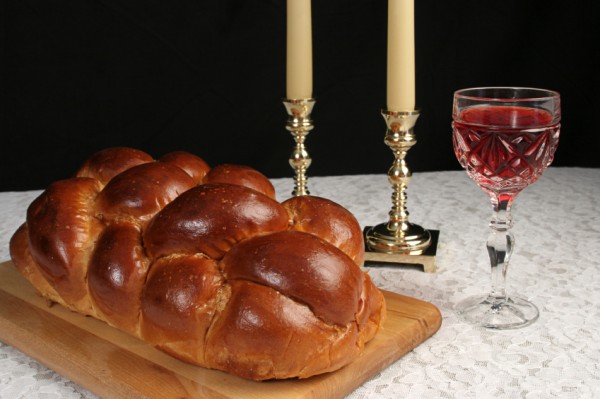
[
  {"xmin": 204, "ymin": 164, "xmax": 276, "ymax": 199},
  {"xmin": 221, "ymin": 230, "xmax": 362, "ymax": 326},
  {"xmin": 144, "ymin": 184, "xmax": 289, "ymax": 260},
  {"xmin": 356, "ymin": 273, "xmax": 387, "ymax": 345},
  {"xmin": 283, "ymin": 195, "xmax": 365, "ymax": 265},
  {"xmin": 25, "ymin": 177, "xmax": 104, "ymax": 312},
  {"xmin": 8, "ymin": 147, "xmax": 386, "ymax": 381},
  {"xmin": 204, "ymin": 280, "xmax": 360, "ymax": 380},
  {"xmin": 9, "ymin": 223, "xmax": 63, "ymax": 304},
  {"xmin": 159, "ymin": 151, "xmax": 211, "ymax": 184},
  {"xmin": 95, "ymin": 162, "xmax": 196, "ymax": 225},
  {"xmin": 76, "ymin": 147, "xmax": 153, "ymax": 185},
  {"xmin": 88, "ymin": 222, "xmax": 149, "ymax": 335},
  {"xmin": 141, "ymin": 255, "xmax": 223, "ymax": 365}
]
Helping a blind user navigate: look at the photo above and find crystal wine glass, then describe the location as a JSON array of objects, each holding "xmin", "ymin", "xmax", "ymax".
[{"xmin": 452, "ymin": 87, "xmax": 561, "ymax": 329}]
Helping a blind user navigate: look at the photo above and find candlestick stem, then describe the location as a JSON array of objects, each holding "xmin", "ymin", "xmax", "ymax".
[
  {"xmin": 283, "ymin": 98, "xmax": 315, "ymax": 196},
  {"xmin": 365, "ymin": 109, "xmax": 431, "ymax": 254}
]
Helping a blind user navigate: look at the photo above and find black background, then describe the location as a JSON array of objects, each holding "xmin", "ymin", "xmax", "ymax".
[{"xmin": 3, "ymin": 0, "xmax": 599, "ymax": 191}]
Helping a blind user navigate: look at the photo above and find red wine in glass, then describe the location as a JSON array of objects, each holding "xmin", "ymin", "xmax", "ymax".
[
  {"xmin": 452, "ymin": 87, "xmax": 560, "ymax": 329},
  {"xmin": 453, "ymin": 105, "xmax": 560, "ymax": 199}
]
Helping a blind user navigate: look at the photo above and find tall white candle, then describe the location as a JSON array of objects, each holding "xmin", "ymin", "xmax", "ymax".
[
  {"xmin": 286, "ymin": 0, "xmax": 313, "ymax": 99},
  {"xmin": 387, "ymin": 0, "xmax": 415, "ymax": 111}
]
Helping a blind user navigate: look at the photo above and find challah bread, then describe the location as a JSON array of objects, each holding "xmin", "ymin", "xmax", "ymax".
[{"xmin": 9, "ymin": 147, "xmax": 386, "ymax": 381}]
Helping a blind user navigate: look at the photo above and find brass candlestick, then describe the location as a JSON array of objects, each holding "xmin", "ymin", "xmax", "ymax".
[
  {"xmin": 364, "ymin": 109, "xmax": 436, "ymax": 271},
  {"xmin": 283, "ymin": 98, "xmax": 315, "ymax": 196}
]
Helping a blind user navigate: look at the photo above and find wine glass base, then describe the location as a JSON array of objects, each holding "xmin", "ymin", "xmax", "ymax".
[{"xmin": 455, "ymin": 294, "xmax": 539, "ymax": 329}]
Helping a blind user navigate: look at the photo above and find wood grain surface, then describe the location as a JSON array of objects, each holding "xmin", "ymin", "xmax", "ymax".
[{"xmin": 0, "ymin": 261, "xmax": 442, "ymax": 399}]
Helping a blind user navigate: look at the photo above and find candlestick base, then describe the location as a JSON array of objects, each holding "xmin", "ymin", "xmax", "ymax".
[
  {"xmin": 363, "ymin": 228, "xmax": 439, "ymax": 273},
  {"xmin": 365, "ymin": 221, "xmax": 431, "ymax": 254}
]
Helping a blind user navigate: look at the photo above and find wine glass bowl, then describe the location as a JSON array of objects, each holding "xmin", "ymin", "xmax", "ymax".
[{"xmin": 452, "ymin": 87, "xmax": 560, "ymax": 329}]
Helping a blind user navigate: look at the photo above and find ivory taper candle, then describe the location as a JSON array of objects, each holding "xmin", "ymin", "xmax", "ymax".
[
  {"xmin": 286, "ymin": 0, "xmax": 313, "ymax": 99},
  {"xmin": 387, "ymin": 0, "xmax": 415, "ymax": 111}
]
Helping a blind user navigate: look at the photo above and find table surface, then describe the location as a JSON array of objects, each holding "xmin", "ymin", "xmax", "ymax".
[{"xmin": 1, "ymin": 167, "xmax": 599, "ymax": 399}]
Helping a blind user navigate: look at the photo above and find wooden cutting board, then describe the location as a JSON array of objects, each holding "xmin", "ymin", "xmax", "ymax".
[{"xmin": 0, "ymin": 261, "xmax": 442, "ymax": 399}]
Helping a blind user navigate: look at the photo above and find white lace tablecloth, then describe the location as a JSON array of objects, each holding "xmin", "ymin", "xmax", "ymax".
[{"xmin": 1, "ymin": 167, "xmax": 599, "ymax": 398}]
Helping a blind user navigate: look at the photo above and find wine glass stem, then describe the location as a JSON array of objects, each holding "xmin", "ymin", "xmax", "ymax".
[{"xmin": 487, "ymin": 195, "xmax": 514, "ymax": 304}]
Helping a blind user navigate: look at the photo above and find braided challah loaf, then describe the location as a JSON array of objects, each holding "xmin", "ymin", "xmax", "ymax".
[{"xmin": 9, "ymin": 147, "xmax": 386, "ymax": 381}]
